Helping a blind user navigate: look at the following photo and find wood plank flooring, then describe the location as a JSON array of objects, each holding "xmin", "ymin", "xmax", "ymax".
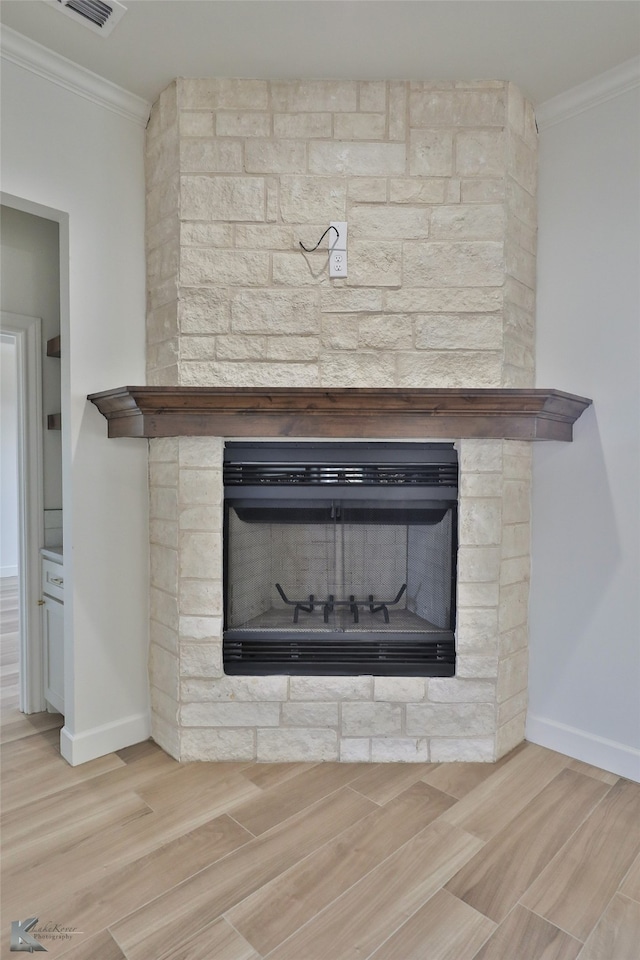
[
  {"xmin": 2, "ymin": 577, "xmax": 640, "ymax": 959},
  {"xmin": 0, "ymin": 576, "xmax": 64, "ymax": 743}
]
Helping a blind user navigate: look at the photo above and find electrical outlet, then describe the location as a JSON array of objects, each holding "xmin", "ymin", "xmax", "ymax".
[
  {"xmin": 329, "ymin": 250, "xmax": 347, "ymax": 277},
  {"xmin": 329, "ymin": 221, "xmax": 347, "ymax": 278}
]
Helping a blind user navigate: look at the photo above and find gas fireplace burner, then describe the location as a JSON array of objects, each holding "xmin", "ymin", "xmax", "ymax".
[{"xmin": 223, "ymin": 442, "xmax": 458, "ymax": 677}]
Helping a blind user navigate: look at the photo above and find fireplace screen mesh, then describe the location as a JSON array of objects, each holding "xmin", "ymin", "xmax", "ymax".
[{"xmin": 226, "ymin": 504, "xmax": 454, "ymax": 635}]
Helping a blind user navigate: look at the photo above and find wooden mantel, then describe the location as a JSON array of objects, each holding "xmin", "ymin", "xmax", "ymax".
[{"xmin": 88, "ymin": 387, "xmax": 592, "ymax": 441}]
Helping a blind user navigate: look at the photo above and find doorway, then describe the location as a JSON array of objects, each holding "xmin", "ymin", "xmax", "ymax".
[
  {"xmin": 0, "ymin": 314, "xmax": 46, "ymax": 718},
  {"xmin": 1, "ymin": 203, "xmax": 64, "ymax": 726}
]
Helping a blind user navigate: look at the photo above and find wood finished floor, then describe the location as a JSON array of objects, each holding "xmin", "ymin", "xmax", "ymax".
[
  {"xmin": 2, "ymin": 577, "xmax": 640, "ymax": 960},
  {"xmin": 0, "ymin": 576, "xmax": 64, "ymax": 744}
]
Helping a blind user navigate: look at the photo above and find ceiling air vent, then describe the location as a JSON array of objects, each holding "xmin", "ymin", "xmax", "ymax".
[{"xmin": 45, "ymin": 0, "xmax": 127, "ymax": 37}]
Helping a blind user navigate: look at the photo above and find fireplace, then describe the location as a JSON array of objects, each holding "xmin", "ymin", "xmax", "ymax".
[
  {"xmin": 94, "ymin": 75, "xmax": 588, "ymax": 762},
  {"xmin": 223, "ymin": 442, "xmax": 458, "ymax": 676},
  {"xmin": 89, "ymin": 393, "xmax": 590, "ymax": 762}
]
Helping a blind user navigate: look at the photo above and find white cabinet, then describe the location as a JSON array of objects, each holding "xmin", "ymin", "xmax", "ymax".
[{"xmin": 41, "ymin": 553, "xmax": 64, "ymax": 714}]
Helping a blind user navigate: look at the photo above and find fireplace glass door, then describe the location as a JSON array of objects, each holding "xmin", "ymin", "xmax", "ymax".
[{"xmin": 223, "ymin": 443, "xmax": 457, "ymax": 676}]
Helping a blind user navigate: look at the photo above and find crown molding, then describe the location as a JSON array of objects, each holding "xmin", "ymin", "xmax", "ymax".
[
  {"xmin": 0, "ymin": 26, "xmax": 151, "ymax": 126},
  {"xmin": 537, "ymin": 56, "xmax": 640, "ymax": 130}
]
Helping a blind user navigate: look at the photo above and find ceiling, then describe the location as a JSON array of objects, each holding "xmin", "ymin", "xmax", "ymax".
[{"xmin": 1, "ymin": 1, "xmax": 639, "ymax": 107}]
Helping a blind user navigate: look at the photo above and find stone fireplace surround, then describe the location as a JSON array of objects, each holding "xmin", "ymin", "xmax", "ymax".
[
  {"xmin": 112, "ymin": 75, "xmax": 586, "ymax": 762},
  {"xmin": 148, "ymin": 431, "xmax": 533, "ymax": 762},
  {"xmin": 91, "ymin": 387, "xmax": 590, "ymax": 763}
]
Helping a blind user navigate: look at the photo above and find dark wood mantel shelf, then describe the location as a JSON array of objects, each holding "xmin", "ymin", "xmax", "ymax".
[{"xmin": 88, "ymin": 386, "xmax": 592, "ymax": 442}]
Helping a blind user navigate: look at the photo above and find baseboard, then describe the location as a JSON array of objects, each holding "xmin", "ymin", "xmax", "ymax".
[
  {"xmin": 526, "ymin": 713, "xmax": 640, "ymax": 782},
  {"xmin": 60, "ymin": 712, "xmax": 151, "ymax": 766},
  {"xmin": 1, "ymin": 565, "xmax": 19, "ymax": 577}
]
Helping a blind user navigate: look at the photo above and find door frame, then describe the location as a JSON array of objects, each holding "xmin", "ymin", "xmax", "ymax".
[{"xmin": 0, "ymin": 312, "xmax": 45, "ymax": 713}]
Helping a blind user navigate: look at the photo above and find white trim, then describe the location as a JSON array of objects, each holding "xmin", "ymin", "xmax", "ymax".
[
  {"xmin": 0, "ymin": 25, "xmax": 151, "ymax": 126},
  {"xmin": 0, "ymin": 312, "xmax": 46, "ymax": 714},
  {"xmin": 537, "ymin": 56, "xmax": 640, "ymax": 130},
  {"xmin": 526, "ymin": 713, "xmax": 640, "ymax": 783},
  {"xmin": 60, "ymin": 713, "xmax": 151, "ymax": 766}
]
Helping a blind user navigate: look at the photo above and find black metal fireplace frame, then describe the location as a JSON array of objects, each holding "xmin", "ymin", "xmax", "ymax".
[
  {"xmin": 223, "ymin": 632, "xmax": 456, "ymax": 676},
  {"xmin": 222, "ymin": 442, "xmax": 458, "ymax": 677}
]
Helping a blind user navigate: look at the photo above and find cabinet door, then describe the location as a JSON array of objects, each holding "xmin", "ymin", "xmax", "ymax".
[{"xmin": 43, "ymin": 595, "xmax": 64, "ymax": 714}]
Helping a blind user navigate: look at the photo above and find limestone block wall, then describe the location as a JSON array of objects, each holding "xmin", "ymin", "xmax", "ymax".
[
  {"xmin": 145, "ymin": 78, "xmax": 537, "ymax": 390},
  {"xmin": 145, "ymin": 76, "xmax": 536, "ymax": 762}
]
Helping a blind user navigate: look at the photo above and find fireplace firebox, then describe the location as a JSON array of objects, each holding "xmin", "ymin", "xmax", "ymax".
[{"xmin": 223, "ymin": 442, "xmax": 458, "ymax": 676}]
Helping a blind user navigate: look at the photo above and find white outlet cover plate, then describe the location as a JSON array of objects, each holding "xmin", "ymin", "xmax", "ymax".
[
  {"xmin": 329, "ymin": 221, "xmax": 347, "ymax": 278},
  {"xmin": 330, "ymin": 222, "xmax": 347, "ymax": 249}
]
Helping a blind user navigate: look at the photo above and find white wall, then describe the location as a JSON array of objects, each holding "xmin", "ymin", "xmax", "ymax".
[
  {"xmin": 1, "ymin": 206, "xmax": 62, "ymax": 510},
  {"xmin": 0, "ymin": 337, "xmax": 19, "ymax": 575},
  {"xmin": 529, "ymin": 73, "xmax": 640, "ymax": 780},
  {"xmin": 0, "ymin": 51, "xmax": 151, "ymax": 762}
]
